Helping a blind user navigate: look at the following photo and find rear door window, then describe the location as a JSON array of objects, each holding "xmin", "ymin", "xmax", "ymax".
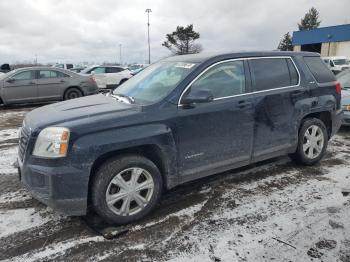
[
  {"xmin": 249, "ymin": 58, "xmax": 293, "ymax": 91},
  {"xmin": 304, "ymin": 56, "xmax": 335, "ymax": 83},
  {"xmin": 38, "ymin": 70, "xmax": 59, "ymax": 79},
  {"xmin": 107, "ymin": 67, "xmax": 124, "ymax": 73}
]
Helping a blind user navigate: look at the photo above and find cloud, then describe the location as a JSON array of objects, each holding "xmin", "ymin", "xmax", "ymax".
[{"xmin": 0, "ymin": 0, "xmax": 348, "ymax": 65}]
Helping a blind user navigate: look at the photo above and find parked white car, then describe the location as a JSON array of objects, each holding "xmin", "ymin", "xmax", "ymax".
[
  {"xmin": 80, "ymin": 65, "xmax": 132, "ymax": 89},
  {"xmin": 52, "ymin": 63, "xmax": 74, "ymax": 70},
  {"xmin": 322, "ymin": 56, "xmax": 350, "ymax": 75}
]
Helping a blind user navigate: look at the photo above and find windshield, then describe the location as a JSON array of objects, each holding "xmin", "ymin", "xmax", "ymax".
[
  {"xmin": 129, "ymin": 65, "xmax": 142, "ymax": 70},
  {"xmin": 113, "ymin": 61, "xmax": 197, "ymax": 104},
  {"xmin": 80, "ymin": 67, "xmax": 94, "ymax": 74},
  {"xmin": 333, "ymin": 59, "xmax": 349, "ymax": 66}
]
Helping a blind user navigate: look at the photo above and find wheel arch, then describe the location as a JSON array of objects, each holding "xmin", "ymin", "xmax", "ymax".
[
  {"xmin": 87, "ymin": 144, "xmax": 174, "ymax": 208},
  {"xmin": 63, "ymin": 86, "xmax": 83, "ymax": 100},
  {"xmin": 299, "ymin": 111, "xmax": 332, "ymax": 138}
]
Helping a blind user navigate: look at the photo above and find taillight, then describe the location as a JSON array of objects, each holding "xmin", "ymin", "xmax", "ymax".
[
  {"xmin": 335, "ymin": 80, "xmax": 342, "ymax": 95},
  {"xmin": 89, "ymin": 76, "xmax": 96, "ymax": 84}
]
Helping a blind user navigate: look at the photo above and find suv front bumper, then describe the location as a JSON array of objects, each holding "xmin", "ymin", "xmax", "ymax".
[{"xmin": 18, "ymin": 158, "xmax": 89, "ymax": 216}]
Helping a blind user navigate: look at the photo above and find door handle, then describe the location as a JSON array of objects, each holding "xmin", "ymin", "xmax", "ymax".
[
  {"xmin": 29, "ymin": 81, "xmax": 36, "ymax": 85},
  {"xmin": 291, "ymin": 90, "xmax": 307, "ymax": 98},
  {"xmin": 237, "ymin": 100, "xmax": 252, "ymax": 109},
  {"xmin": 60, "ymin": 79, "xmax": 66, "ymax": 83}
]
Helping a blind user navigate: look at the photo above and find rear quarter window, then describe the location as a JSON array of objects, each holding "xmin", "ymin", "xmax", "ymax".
[{"xmin": 304, "ymin": 56, "xmax": 335, "ymax": 83}]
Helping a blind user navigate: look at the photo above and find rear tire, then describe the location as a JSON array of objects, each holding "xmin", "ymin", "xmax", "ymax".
[
  {"xmin": 91, "ymin": 155, "xmax": 163, "ymax": 225},
  {"xmin": 64, "ymin": 87, "xmax": 83, "ymax": 100},
  {"xmin": 292, "ymin": 118, "xmax": 328, "ymax": 165}
]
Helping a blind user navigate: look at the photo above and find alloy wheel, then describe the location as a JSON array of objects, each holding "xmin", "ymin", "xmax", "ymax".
[
  {"xmin": 303, "ymin": 125, "xmax": 324, "ymax": 159},
  {"xmin": 105, "ymin": 167, "xmax": 154, "ymax": 216}
]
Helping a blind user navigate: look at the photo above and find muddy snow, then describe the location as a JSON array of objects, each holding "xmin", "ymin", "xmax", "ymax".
[{"xmin": 0, "ymin": 105, "xmax": 350, "ymax": 262}]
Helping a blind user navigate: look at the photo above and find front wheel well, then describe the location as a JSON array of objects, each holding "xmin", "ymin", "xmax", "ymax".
[
  {"xmin": 119, "ymin": 78, "xmax": 128, "ymax": 85},
  {"xmin": 300, "ymin": 111, "xmax": 332, "ymax": 138},
  {"xmin": 87, "ymin": 145, "xmax": 168, "ymax": 206}
]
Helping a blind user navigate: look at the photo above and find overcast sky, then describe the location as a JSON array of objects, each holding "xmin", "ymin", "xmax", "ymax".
[{"xmin": 0, "ymin": 0, "xmax": 349, "ymax": 65}]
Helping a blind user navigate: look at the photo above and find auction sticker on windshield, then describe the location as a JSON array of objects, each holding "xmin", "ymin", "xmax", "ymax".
[{"xmin": 175, "ymin": 62, "xmax": 196, "ymax": 69}]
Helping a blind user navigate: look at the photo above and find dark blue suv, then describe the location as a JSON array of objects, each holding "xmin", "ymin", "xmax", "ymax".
[{"xmin": 18, "ymin": 51, "xmax": 343, "ymax": 224}]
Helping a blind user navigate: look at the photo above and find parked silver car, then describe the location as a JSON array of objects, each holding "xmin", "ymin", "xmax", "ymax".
[
  {"xmin": 337, "ymin": 69, "xmax": 350, "ymax": 126},
  {"xmin": 0, "ymin": 67, "xmax": 98, "ymax": 106}
]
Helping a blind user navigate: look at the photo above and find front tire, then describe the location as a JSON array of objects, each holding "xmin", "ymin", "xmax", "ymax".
[
  {"xmin": 119, "ymin": 79, "xmax": 128, "ymax": 85},
  {"xmin": 91, "ymin": 155, "xmax": 163, "ymax": 225},
  {"xmin": 292, "ymin": 118, "xmax": 328, "ymax": 165}
]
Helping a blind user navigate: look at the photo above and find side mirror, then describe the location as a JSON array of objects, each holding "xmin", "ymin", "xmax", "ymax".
[
  {"xmin": 91, "ymin": 71, "xmax": 95, "ymax": 75},
  {"xmin": 181, "ymin": 89, "xmax": 214, "ymax": 106},
  {"xmin": 6, "ymin": 78, "xmax": 15, "ymax": 83}
]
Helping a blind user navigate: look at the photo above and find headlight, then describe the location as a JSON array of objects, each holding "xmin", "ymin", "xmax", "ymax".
[
  {"xmin": 344, "ymin": 105, "xmax": 350, "ymax": 111},
  {"xmin": 33, "ymin": 127, "xmax": 70, "ymax": 158}
]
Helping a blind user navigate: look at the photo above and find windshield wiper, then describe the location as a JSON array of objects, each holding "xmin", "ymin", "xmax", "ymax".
[{"xmin": 108, "ymin": 93, "xmax": 135, "ymax": 104}]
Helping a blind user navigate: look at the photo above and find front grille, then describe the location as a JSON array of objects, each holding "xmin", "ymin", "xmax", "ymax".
[{"xmin": 18, "ymin": 125, "xmax": 30, "ymax": 161}]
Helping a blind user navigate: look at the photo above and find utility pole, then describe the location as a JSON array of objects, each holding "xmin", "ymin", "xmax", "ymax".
[
  {"xmin": 119, "ymin": 44, "xmax": 122, "ymax": 65},
  {"xmin": 34, "ymin": 54, "xmax": 38, "ymax": 65},
  {"xmin": 145, "ymin": 8, "xmax": 152, "ymax": 64}
]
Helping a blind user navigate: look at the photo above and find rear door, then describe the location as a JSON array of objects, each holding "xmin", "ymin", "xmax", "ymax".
[
  {"xmin": 37, "ymin": 70, "xmax": 70, "ymax": 100},
  {"xmin": 248, "ymin": 57, "xmax": 304, "ymax": 162},
  {"xmin": 2, "ymin": 70, "xmax": 38, "ymax": 104},
  {"xmin": 106, "ymin": 67, "xmax": 124, "ymax": 86},
  {"xmin": 175, "ymin": 60, "xmax": 255, "ymax": 178}
]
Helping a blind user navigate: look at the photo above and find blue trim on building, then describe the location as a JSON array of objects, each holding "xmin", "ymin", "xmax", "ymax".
[{"xmin": 292, "ymin": 24, "xmax": 350, "ymax": 45}]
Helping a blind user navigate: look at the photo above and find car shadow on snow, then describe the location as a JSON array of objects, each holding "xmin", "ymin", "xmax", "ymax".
[{"xmin": 82, "ymin": 154, "xmax": 318, "ymax": 238}]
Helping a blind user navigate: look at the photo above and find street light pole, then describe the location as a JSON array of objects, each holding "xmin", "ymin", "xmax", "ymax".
[
  {"xmin": 145, "ymin": 8, "xmax": 152, "ymax": 64},
  {"xmin": 119, "ymin": 44, "xmax": 122, "ymax": 65}
]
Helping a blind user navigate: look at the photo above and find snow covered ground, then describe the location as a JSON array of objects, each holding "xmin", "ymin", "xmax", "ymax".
[{"xmin": 0, "ymin": 105, "xmax": 350, "ymax": 261}]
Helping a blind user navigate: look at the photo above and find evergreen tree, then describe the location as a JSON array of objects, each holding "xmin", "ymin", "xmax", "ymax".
[
  {"xmin": 277, "ymin": 32, "xmax": 293, "ymax": 51},
  {"xmin": 162, "ymin": 24, "xmax": 202, "ymax": 55},
  {"xmin": 298, "ymin": 7, "xmax": 321, "ymax": 31}
]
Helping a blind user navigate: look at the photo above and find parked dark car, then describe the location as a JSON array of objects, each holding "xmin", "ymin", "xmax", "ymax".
[
  {"xmin": 18, "ymin": 51, "xmax": 343, "ymax": 224},
  {"xmin": 337, "ymin": 69, "xmax": 350, "ymax": 125},
  {"xmin": 0, "ymin": 67, "xmax": 98, "ymax": 106},
  {"xmin": 0, "ymin": 63, "xmax": 11, "ymax": 73}
]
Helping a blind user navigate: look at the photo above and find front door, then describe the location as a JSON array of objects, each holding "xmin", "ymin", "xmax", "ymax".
[
  {"xmin": 2, "ymin": 70, "xmax": 38, "ymax": 104},
  {"xmin": 175, "ymin": 60, "xmax": 255, "ymax": 178},
  {"xmin": 92, "ymin": 67, "xmax": 107, "ymax": 88}
]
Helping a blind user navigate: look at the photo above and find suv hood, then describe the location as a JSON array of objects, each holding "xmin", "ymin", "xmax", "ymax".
[{"xmin": 25, "ymin": 94, "xmax": 139, "ymax": 131}]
